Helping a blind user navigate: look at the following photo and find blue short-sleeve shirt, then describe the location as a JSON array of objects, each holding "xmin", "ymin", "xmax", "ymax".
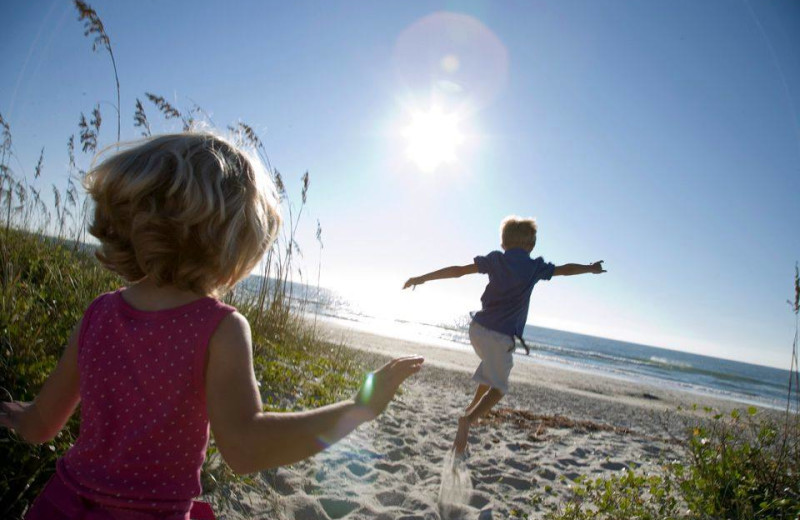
[{"xmin": 471, "ymin": 248, "xmax": 555, "ymax": 338}]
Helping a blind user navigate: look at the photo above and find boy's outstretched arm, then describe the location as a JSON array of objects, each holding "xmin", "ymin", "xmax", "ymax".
[
  {"xmin": 206, "ymin": 312, "xmax": 424, "ymax": 475},
  {"xmin": 553, "ymin": 260, "xmax": 606, "ymax": 277},
  {"xmin": 403, "ymin": 263, "xmax": 478, "ymax": 289}
]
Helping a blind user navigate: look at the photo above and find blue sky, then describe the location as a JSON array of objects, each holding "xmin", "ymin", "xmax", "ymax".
[{"xmin": 2, "ymin": 1, "xmax": 799, "ymax": 368}]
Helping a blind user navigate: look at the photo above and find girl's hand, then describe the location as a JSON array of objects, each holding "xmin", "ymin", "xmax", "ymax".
[
  {"xmin": 0, "ymin": 401, "xmax": 30, "ymax": 431},
  {"xmin": 402, "ymin": 277, "xmax": 423, "ymax": 290},
  {"xmin": 355, "ymin": 356, "xmax": 424, "ymax": 418}
]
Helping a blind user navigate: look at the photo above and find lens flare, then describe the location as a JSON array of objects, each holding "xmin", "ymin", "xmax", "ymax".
[
  {"xmin": 440, "ymin": 54, "xmax": 460, "ymax": 73},
  {"xmin": 393, "ymin": 12, "xmax": 509, "ymax": 109},
  {"xmin": 362, "ymin": 372, "xmax": 375, "ymax": 401},
  {"xmin": 316, "ymin": 373, "xmax": 375, "ymax": 448}
]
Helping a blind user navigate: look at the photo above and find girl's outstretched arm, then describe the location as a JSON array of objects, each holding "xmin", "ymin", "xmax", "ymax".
[
  {"xmin": 0, "ymin": 320, "xmax": 82, "ymax": 443},
  {"xmin": 206, "ymin": 312, "xmax": 423, "ymax": 475}
]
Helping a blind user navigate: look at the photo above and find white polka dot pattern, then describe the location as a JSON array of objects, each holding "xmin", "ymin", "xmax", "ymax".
[{"xmin": 56, "ymin": 290, "xmax": 235, "ymax": 514}]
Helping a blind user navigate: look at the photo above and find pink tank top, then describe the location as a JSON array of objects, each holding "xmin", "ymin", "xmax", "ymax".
[{"xmin": 57, "ymin": 290, "xmax": 235, "ymax": 515}]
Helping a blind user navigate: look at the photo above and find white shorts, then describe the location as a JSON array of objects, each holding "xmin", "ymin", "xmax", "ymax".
[{"xmin": 469, "ymin": 320, "xmax": 514, "ymax": 395}]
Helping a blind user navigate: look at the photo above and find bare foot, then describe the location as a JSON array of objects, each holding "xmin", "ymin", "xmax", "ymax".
[{"xmin": 453, "ymin": 415, "xmax": 470, "ymax": 454}]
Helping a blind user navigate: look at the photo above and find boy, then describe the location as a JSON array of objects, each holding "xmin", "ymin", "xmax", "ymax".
[{"xmin": 403, "ymin": 216, "xmax": 605, "ymax": 453}]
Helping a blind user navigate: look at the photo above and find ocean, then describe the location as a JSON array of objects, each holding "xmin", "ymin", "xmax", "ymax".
[{"xmin": 241, "ymin": 277, "xmax": 798, "ymax": 411}]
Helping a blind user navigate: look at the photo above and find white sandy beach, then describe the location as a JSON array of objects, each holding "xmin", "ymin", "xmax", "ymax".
[{"xmin": 207, "ymin": 320, "xmax": 753, "ymax": 519}]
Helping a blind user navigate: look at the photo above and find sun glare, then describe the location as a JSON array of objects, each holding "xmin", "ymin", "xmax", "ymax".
[{"xmin": 403, "ymin": 106, "xmax": 464, "ymax": 172}]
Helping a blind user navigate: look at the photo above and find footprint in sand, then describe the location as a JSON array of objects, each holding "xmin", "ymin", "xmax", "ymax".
[
  {"xmin": 283, "ymin": 495, "xmax": 329, "ymax": 519},
  {"xmin": 319, "ymin": 497, "xmax": 360, "ymax": 519},
  {"xmin": 375, "ymin": 461, "xmax": 416, "ymax": 483},
  {"xmin": 387, "ymin": 445, "xmax": 417, "ymax": 461},
  {"xmin": 476, "ymin": 466, "xmax": 503, "ymax": 483},
  {"xmin": 571, "ymin": 447, "xmax": 590, "ymax": 458},
  {"xmin": 346, "ymin": 461, "xmax": 371, "ymax": 478},
  {"xmin": 303, "ymin": 481, "xmax": 321, "ymax": 494},
  {"xmin": 268, "ymin": 468, "xmax": 304, "ymax": 496},
  {"xmin": 310, "ymin": 468, "xmax": 326, "ymax": 484},
  {"xmin": 376, "ymin": 489, "xmax": 406, "ymax": 507},
  {"xmin": 505, "ymin": 458, "xmax": 532, "ymax": 472},
  {"xmin": 506, "ymin": 441, "xmax": 535, "ymax": 452},
  {"xmin": 385, "ymin": 436, "xmax": 405, "ymax": 447},
  {"xmin": 557, "ymin": 457, "xmax": 586, "ymax": 467},
  {"xmin": 640, "ymin": 444, "xmax": 662, "ymax": 456},
  {"xmin": 469, "ymin": 491, "xmax": 491, "ymax": 509},
  {"xmin": 537, "ymin": 468, "xmax": 557, "ymax": 481},
  {"xmin": 495, "ymin": 475, "xmax": 533, "ymax": 491},
  {"xmin": 412, "ymin": 465, "xmax": 433, "ymax": 481}
]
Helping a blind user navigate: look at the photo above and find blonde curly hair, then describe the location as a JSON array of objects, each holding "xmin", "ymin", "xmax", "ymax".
[
  {"xmin": 500, "ymin": 215, "xmax": 537, "ymax": 250},
  {"xmin": 84, "ymin": 132, "xmax": 280, "ymax": 296}
]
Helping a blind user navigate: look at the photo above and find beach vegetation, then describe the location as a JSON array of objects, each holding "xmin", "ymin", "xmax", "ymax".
[
  {"xmin": 546, "ymin": 271, "xmax": 800, "ymax": 520},
  {"xmin": 676, "ymin": 408, "xmax": 799, "ymax": 519},
  {"xmin": 547, "ymin": 393, "xmax": 799, "ymax": 518},
  {"xmin": 546, "ymin": 469, "xmax": 681, "ymax": 519},
  {"xmin": 546, "ymin": 407, "xmax": 799, "ymax": 519}
]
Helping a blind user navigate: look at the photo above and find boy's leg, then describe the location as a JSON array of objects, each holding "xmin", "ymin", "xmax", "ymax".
[
  {"xmin": 466, "ymin": 387, "xmax": 504, "ymax": 419},
  {"xmin": 454, "ymin": 387, "xmax": 504, "ymax": 453},
  {"xmin": 465, "ymin": 384, "xmax": 490, "ymax": 413},
  {"xmin": 459, "ymin": 321, "xmax": 512, "ymax": 453}
]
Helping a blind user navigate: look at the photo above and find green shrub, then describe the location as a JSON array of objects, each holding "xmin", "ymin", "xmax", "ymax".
[
  {"xmin": 546, "ymin": 408, "xmax": 800, "ymax": 520},
  {"xmin": 675, "ymin": 408, "xmax": 800, "ymax": 519},
  {"xmin": 1, "ymin": 231, "xmax": 121, "ymax": 519},
  {"xmin": 545, "ymin": 469, "xmax": 681, "ymax": 520}
]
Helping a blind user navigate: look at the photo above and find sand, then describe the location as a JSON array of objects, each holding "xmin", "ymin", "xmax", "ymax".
[{"xmin": 207, "ymin": 320, "xmax": 752, "ymax": 519}]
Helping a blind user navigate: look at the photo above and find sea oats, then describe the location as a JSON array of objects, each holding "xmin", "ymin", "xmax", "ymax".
[
  {"xmin": 145, "ymin": 92, "xmax": 182, "ymax": 120},
  {"xmin": 133, "ymin": 98, "xmax": 151, "ymax": 137},
  {"xmin": 74, "ymin": 0, "xmax": 120, "ymax": 141}
]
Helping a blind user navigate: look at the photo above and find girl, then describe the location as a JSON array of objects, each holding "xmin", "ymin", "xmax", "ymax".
[{"xmin": 0, "ymin": 133, "xmax": 424, "ymax": 520}]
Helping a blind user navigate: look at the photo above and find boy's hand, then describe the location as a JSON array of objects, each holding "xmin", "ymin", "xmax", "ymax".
[
  {"xmin": 589, "ymin": 260, "xmax": 606, "ymax": 274},
  {"xmin": 403, "ymin": 277, "xmax": 423, "ymax": 290},
  {"xmin": 0, "ymin": 401, "xmax": 29, "ymax": 431},
  {"xmin": 355, "ymin": 356, "xmax": 424, "ymax": 418}
]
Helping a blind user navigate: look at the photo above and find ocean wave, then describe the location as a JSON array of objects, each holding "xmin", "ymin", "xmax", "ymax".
[
  {"xmin": 520, "ymin": 342, "xmax": 772, "ymax": 387},
  {"xmin": 649, "ymin": 356, "xmax": 693, "ymax": 369},
  {"xmin": 524, "ymin": 342, "xmax": 655, "ymax": 369}
]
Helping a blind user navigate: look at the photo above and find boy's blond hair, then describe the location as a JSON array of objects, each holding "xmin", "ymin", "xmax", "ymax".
[
  {"xmin": 84, "ymin": 132, "xmax": 280, "ymax": 296},
  {"xmin": 500, "ymin": 215, "xmax": 537, "ymax": 250}
]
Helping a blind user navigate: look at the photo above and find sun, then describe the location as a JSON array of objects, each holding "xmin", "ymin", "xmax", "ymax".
[{"xmin": 402, "ymin": 106, "xmax": 464, "ymax": 172}]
